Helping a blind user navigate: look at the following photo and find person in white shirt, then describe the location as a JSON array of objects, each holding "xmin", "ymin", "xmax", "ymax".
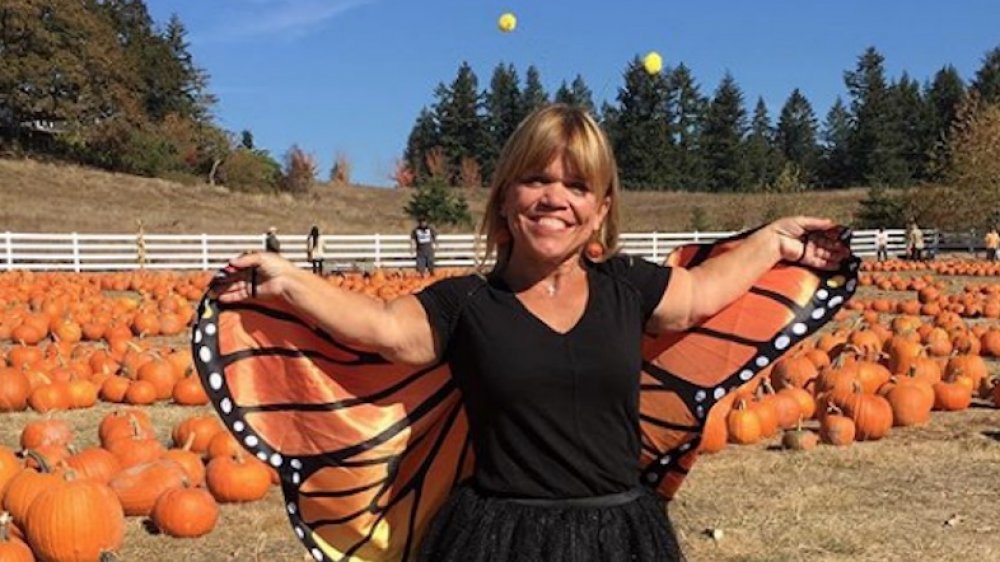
[{"xmin": 874, "ymin": 227, "xmax": 889, "ymax": 262}]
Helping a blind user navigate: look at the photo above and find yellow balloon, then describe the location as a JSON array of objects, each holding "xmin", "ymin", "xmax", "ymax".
[
  {"xmin": 498, "ymin": 12, "xmax": 517, "ymax": 33},
  {"xmin": 643, "ymin": 51, "xmax": 663, "ymax": 75}
]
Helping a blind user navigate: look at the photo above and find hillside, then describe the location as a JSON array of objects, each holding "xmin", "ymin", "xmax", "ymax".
[{"xmin": 0, "ymin": 158, "xmax": 868, "ymax": 235}]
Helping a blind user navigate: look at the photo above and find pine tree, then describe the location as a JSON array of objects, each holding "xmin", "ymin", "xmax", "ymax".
[
  {"xmin": 818, "ymin": 97, "xmax": 853, "ymax": 187},
  {"xmin": 664, "ymin": 64, "xmax": 708, "ymax": 190},
  {"xmin": 403, "ymin": 108, "xmax": 440, "ymax": 184},
  {"xmin": 743, "ymin": 98, "xmax": 781, "ymax": 190},
  {"xmin": 521, "ymin": 66, "xmax": 549, "ymax": 117},
  {"xmin": 162, "ymin": 15, "xmax": 216, "ymax": 123},
  {"xmin": 433, "ymin": 62, "xmax": 487, "ymax": 186},
  {"xmin": 775, "ymin": 89, "xmax": 820, "ymax": 186},
  {"xmin": 971, "ymin": 45, "xmax": 1000, "ymax": 104},
  {"xmin": 554, "ymin": 75, "xmax": 596, "ymax": 116},
  {"xmin": 701, "ymin": 72, "xmax": 749, "ymax": 192},
  {"xmin": 605, "ymin": 58, "xmax": 671, "ymax": 190},
  {"xmin": 924, "ymin": 65, "xmax": 966, "ymax": 180},
  {"xmin": 845, "ymin": 46, "xmax": 894, "ymax": 185},
  {"xmin": 883, "ymin": 73, "xmax": 929, "ymax": 184},
  {"xmin": 482, "ymin": 63, "xmax": 521, "ymax": 183}
]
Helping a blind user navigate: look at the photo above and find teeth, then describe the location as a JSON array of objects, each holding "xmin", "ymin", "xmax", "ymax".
[{"xmin": 537, "ymin": 217, "xmax": 567, "ymax": 228}]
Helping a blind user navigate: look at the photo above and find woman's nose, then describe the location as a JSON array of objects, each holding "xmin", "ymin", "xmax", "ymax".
[{"xmin": 539, "ymin": 181, "xmax": 569, "ymax": 206}]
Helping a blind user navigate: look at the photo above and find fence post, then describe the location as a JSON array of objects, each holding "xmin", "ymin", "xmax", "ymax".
[
  {"xmin": 374, "ymin": 234, "xmax": 381, "ymax": 268},
  {"xmin": 201, "ymin": 234, "xmax": 209, "ymax": 270},
  {"xmin": 72, "ymin": 232, "xmax": 80, "ymax": 272},
  {"xmin": 4, "ymin": 232, "xmax": 11, "ymax": 270},
  {"xmin": 693, "ymin": 230, "xmax": 700, "ymax": 243}
]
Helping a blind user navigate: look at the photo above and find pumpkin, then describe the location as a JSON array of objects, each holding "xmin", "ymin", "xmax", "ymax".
[
  {"xmin": 137, "ymin": 357, "xmax": 177, "ymax": 400},
  {"xmin": 106, "ymin": 429, "xmax": 164, "ymax": 470},
  {"xmin": 1, "ymin": 453, "xmax": 61, "ymax": 526},
  {"xmin": 725, "ymin": 399, "xmax": 761, "ymax": 445},
  {"xmin": 163, "ymin": 435, "xmax": 206, "ymax": 487},
  {"xmin": 206, "ymin": 431, "xmax": 242, "ymax": 459},
  {"xmin": 25, "ymin": 472, "xmax": 124, "ymax": 562},
  {"xmin": 150, "ymin": 485, "xmax": 219, "ymax": 538},
  {"xmin": 172, "ymin": 373, "xmax": 209, "ymax": 406},
  {"xmin": 109, "ymin": 459, "xmax": 187, "ymax": 516},
  {"xmin": 698, "ymin": 393, "xmax": 734, "ymax": 454},
  {"xmin": 0, "ymin": 512, "xmax": 33, "ymax": 562},
  {"xmin": 819, "ymin": 405, "xmax": 856, "ymax": 446},
  {"xmin": 932, "ymin": 380, "xmax": 972, "ymax": 411},
  {"xmin": 20, "ymin": 419, "xmax": 73, "ymax": 450},
  {"xmin": 836, "ymin": 384, "xmax": 893, "ymax": 441},
  {"xmin": 0, "ymin": 447, "xmax": 22, "ymax": 498},
  {"xmin": 65, "ymin": 447, "xmax": 123, "ymax": 485},
  {"xmin": 781, "ymin": 423, "xmax": 819, "ymax": 451},
  {"xmin": 770, "ymin": 356, "xmax": 818, "ymax": 390},
  {"xmin": 205, "ymin": 452, "xmax": 272, "ymax": 503},
  {"xmin": 885, "ymin": 378, "xmax": 933, "ymax": 426},
  {"xmin": 172, "ymin": 415, "xmax": 224, "ymax": 455},
  {"xmin": 98, "ymin": 409, "xmax": 156, "ymax": 449},
  {"xmin": 0, "ymin": 368, "xmax": 30, "ymax": 412}
]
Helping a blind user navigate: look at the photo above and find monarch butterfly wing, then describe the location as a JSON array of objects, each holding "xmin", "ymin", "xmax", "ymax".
[
  {"xmin": 637, "ymin": 229, "xmax": 859, "ymax": 497},
  {"xmin": 192, "ymin": 294, "xmax": 473, "ymax": 562}
]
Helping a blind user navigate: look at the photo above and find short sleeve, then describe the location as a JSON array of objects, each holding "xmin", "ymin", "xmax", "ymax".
[
  {"xmin": 414, "ymin": 275, "xmax": 484, "ymax": 353},
  {"xmin": 596, "ymin": 255, "xmax": 672, "ymax": 322}
]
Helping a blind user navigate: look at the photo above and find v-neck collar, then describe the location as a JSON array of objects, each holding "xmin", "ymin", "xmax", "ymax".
[{"xmin": 491, "ymin": 266, "xmax": 593, "ymax": 337}]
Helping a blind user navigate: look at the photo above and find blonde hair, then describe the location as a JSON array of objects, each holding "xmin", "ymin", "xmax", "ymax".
[{"xmin": 477, "ymin": 103, "xmax": 621, "ymax": 273}]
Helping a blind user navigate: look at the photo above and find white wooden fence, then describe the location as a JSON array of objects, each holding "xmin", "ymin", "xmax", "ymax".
[{"xmin": 0, "ymin": 229, "xmax": 907, "ymax": 272}]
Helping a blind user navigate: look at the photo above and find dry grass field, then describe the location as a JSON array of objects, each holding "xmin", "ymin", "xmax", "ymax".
[{"xmin": 0, "ymin": 157, "xmax": 867, "ymax": 235}]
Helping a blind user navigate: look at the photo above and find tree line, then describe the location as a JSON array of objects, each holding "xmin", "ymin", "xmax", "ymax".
[
  {"xmin": 403, "ymin": 45, "xmax": 1000, "ymax": 193},
  {"xmin": 0, "ymin": 0, "xmax": 314, "ymax": 193}
]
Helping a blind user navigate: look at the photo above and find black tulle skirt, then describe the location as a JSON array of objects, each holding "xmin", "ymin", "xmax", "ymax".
[{"xmin": 418, "ymin": 484, "xmax": 685, "ymax": 562}]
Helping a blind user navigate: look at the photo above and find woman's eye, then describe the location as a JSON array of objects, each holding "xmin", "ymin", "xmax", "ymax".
[{"xmin": 567, "ymin": 182, "xmax": 589, "ymax": 194}]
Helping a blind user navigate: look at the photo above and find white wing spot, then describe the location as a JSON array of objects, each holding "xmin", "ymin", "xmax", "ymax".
[
  {"xmin": 312, "ymin": 548, "xmax": 324, "ymax": 561},
  {"xmin": 659, "ymin": 455, "xmax": 672, "ymax": 465},
  {"xmin": 198, "ymin": 346, "xmax": 212, "ymax": 363},
  {"xmin": 775, "ymin": 335, "xmax": 790, "ymax": 350},
  {"xmin": 792, "ymin": 323, "xmax": 807, "ymax": 336},
  {"xmin": 193, "ymin": 329, "xmax": 202, "ymax": 344},
  {"xmin": 293, "ymin": 472, "xmax": 301, "ymax": 484},
  {"xmin": 712, "ymin": 387, "xmax": 726, "ymax": 400},
  {"xmin": 695, "ymin": 390, "xmax": 707, "ymax": 402},
  {"xmin": 295, "ymin": 526, "xmax": 305, "ymax": 539},
  {"xmin": 287, "ymin": 503, "xmax": 297, "ymax": 514},
  {"xmin": 208, "ymin": 372, "xmax": 223, "ymax": 391},
  {"xmin": 829, "ymin": 296, "xmax": 844, "ymax": 308},
  {"xmin": 739, "ymin": 369, "xmax": 754, "ymax": 381},
  {"xmin": 233, "ymin": 421, "xmax": 245, "ymax": 432},
  {"xmin": 755, "ymin": 356, "xmax": 770, "ymax": 368},
  {"xmin": 847, "ymin": 279, "xmax": 857, "ymax": 292},
  {"xmin": 205, "ymin": 323, "xmax": 217, "ymax": 336},
  {"xmin": 270, "ymin": 453, "xmax": 283, "ymax": 467},
  {"xmin": 816, "ymin": 289, "xmax": 829, "ymax": 300},
  {"xmin": 811, "ymin": 308, "xmax": 826, "ymax": 320},
  {"xmin": 220, "ymin": 398, "xmax": 233, "ymax": 414},
  {"xmin": 244, "ymin": 435, "xmax": 259, "ymax": 448},
  {"xmin": 291, "ymin": 459, "xmax": 303, "ymax": 470}
]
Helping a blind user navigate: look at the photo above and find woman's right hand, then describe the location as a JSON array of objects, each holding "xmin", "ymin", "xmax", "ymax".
[{"xmin": 209, "ymin": 251, "xmax": 300, "ymax": 303}]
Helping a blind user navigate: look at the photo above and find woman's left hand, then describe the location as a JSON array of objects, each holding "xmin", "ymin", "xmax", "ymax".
[{"xmin": 768, "ymin": 216, "xmax": 851, "ymax": 270}]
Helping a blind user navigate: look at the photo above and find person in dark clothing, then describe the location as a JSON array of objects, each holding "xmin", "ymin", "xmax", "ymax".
[
  {"xmin": 410, "ymin": 217, "xmax": 437, "ymax": 277},
  {"xmin": 264, "ymin": 226, "xmax": 281, "ymax": 253},
  {"xmin": 305, "ymin": 224, "xmax": 324, "ymax": 274},
  {"xmin": 211, "ymin": 104, "xmax": 850, "ymax": 562}
]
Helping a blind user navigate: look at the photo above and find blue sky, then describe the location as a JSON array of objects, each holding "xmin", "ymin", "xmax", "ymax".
[{"xmin": 146, "ymin": 0, "xmax": 999, "ymax": 187}]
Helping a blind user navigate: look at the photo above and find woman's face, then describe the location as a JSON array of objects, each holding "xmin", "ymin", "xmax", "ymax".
[{"xmin": 502, "ymin": 153, "xmax": 609, "ymax": 265}]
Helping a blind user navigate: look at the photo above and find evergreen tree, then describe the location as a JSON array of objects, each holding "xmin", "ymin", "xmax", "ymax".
[
  {"xmin": 971, "ymin": 45, "xmax": 1000, "ymax": 104},
  {"xmin": 775, "ymin": 88, "xmax": 820, "ymax": 186},
  {"xmin": 883, "ymin": 73, "xmax": 929, "ymax": 184},
  {"xmin": 743, "ymin": 97, "xmax": 781, "ymax": 190},
  {"xmin": 844, "ymin": 46, "xmax": 894, "ymax": 185},
  {"xmin": 433, "ymin": 62, "xmax": 487, "ymax": 186},
  {"xmin": 162, "ymin": 15, "xmax": 216, "ymax": 122},
  {"xmin": 554, "ymin": 75, "xmax": 596, "ymax": 116},
  {"xmin": 924, "ymin": 65, "xmax": 966, "ymax": 180},
  {"xmin": 701, "ymin": 72, "xmax": 748, "ymax": 192},
  {"xmin": 604, "ymin": 58, "xmax": 671, "ymax": 190},
  {"xmin": 521, "ymin": 66, "xmax": 549, "ymax": 117},
  {"xmin": 482, "ymin": 63, "xmax": 521, "ymax": 183},
  {"xmin": 403, "ymin": 107, "xmax": 440, "ymax": 184},
  {"xmin": 240, "ymin": 130, "xmax": 255, "ymax": 150},
  {"xmin": 664, "ymin": 64, "xmax": 708, "ymax": 190},
  {"xmin": 818, "ymin": 97, "xmax": 853, "ymax": 187}
]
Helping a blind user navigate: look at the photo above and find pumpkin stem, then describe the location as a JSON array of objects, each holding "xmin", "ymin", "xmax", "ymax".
[
  {"xmin": 21, "ymin": 449, "xmax": 52, "ymax": 473},
  {"xmin": 0, "ymin": 511, "xmax": 12, "ymax": 541},
  {"xmin": 182, "ymin": 433, "xmax": 196, "ymax": 452}
]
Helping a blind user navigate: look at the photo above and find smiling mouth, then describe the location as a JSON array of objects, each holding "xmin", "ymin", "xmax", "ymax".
[{"xmin": 531, "ymin": 216, "xmax": 573, "ymax": 231}]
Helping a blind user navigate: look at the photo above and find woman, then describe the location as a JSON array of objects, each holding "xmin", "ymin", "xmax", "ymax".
[
  {"xmin": 207, "ymin": 104, "xmax": 850, "ymax": 561},
  {"xmin": 305, "ymin": 224, "xmax": 324, "ymax": 274}
]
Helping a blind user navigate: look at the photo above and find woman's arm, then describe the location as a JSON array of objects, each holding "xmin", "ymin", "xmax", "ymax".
[
  {"xmin": 647, "ymin": 217, "xmax": 849, "ymax": 333},
  {"xmin": 211, "ymin": 252, "xmax": 437, "ymax": 365}
]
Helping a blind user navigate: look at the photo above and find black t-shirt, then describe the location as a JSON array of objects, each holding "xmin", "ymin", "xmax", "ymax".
[
  {"xmin": 411, "ymin": 226, "xmax": 435, "ymax": 252},
  {"xmin": 415, "ymin": 255, "xmax": 672, "ymax": 499}
]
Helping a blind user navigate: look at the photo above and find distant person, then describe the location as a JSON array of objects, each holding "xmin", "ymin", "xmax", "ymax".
[
  {"xmin": 906, "ymin": 222, "xmax": 924, "ymax": 261},
  {"xmin": 985, "ymin": 227, "xmax": 1000, "ymax": 261},
  {"xmin": 874, "ymin": 227, "xmax": 889, "ymax": 262},
  {"xmin": 306, "ymin": 224, "xmax": 325, "ymax": 274},
  {"xmin": 410, "ymin": 217, "xmax": 437, "ymax": 277},
  {"xmin": 265, "ymin": 226, "xmax": 281, "ymax": 253}
]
